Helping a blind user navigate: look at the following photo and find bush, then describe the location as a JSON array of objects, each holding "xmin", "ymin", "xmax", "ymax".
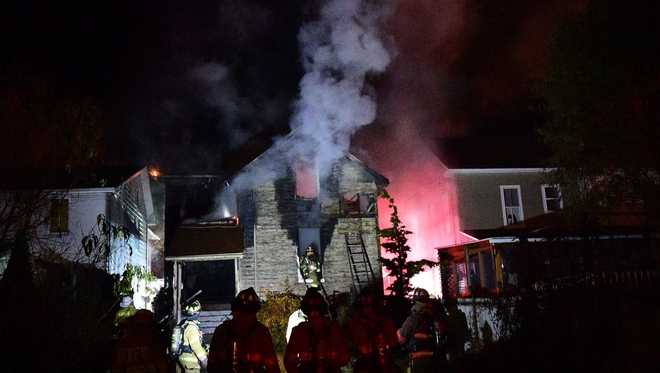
[{"xmin": 257, "ymin": 289, "xmax": 301, "ymax": 353}]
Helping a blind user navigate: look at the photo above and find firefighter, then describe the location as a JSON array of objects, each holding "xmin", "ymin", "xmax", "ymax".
[
  {"xmin": 207, "ymin": 287, "xmax": 280, "ymax": 373},
  {"xmin": 299, "ymin": 245, "xmax": 323, "ymax": 288},
  {"xmin": 111, "ymin": 309, "xmax": 168, "ymax": 373},
  {"xmin": 286, "ymin": 308, "xmax": 307, "ymax": 342},
  {"xmin": 114, "ymin": 295, "xmax": 137, "ymax": 330},
  {"xmin": 177, "ymin": 300, "xmax": 208, "ymax": 373},
  {"xmin": 397, "ymin": 288, "xmax": 439, "ymax": 373},
  {"xmin": 284, "ymin": 288, "xmax": 350, "ymax": 373},
  {"xmin": 444, "ymin": 298, "xmax": 469, "ymax": 362},
  {"xmin": 346, "ymin": 289, "xmax": 400, "ymax": 373}
]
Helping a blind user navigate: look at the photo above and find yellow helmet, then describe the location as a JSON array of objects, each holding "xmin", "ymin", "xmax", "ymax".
[{"xmin": 184, "ymin": 300, "xmax": 201, "ymax": 316}]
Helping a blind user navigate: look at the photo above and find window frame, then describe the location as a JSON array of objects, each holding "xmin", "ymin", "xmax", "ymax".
[
  {"xmin": 499, "ymin": 185, "xmax": 524, "ymax": 226},
  {"xmin": 541, "ymin": 184, "xmax": 563, "ymax": 213},
  {"xmin": 297, "ymin": 227, "xmax": 322, "ymax": 283}
]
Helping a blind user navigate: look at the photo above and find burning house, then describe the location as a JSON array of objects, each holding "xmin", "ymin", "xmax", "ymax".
[{"xmin": 163, "ymin": 151, "xmax": 388, "ymax": 330}]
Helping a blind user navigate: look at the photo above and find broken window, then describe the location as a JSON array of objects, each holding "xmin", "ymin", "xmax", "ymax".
[
  {"xmin": 297, "ymin": 227, "xmax": 322, "ymax": 284},
  {"xmin": 341, "ymin": 193, "xmax": 376, "ymax": 216},
  {"xmin": 294, "ymin": 161, "xmax": 318, "ymax": 199}
]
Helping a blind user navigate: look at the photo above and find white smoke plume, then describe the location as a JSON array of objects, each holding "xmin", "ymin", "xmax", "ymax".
[{"xmin": 231, "ymin": 0, "xmax": 392, "ymax": 192}]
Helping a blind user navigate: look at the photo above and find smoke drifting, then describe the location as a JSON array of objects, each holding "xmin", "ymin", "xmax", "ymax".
[
  {"xmin": 354, "ymin": 0, "xmax": 590, "ymax": 296},
  {"xmin": 231, "ymin": 0, "xmax": 392, "ymax": 191}
]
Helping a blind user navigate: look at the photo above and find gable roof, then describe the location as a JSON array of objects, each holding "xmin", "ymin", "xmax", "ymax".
[{"xmin": 229, "ymin": 131, "xmax": 389, "ymax": 188}]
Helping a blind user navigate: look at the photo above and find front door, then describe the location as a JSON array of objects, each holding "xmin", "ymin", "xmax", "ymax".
[{"xmin": 182, "ymin": 260, "xmax": 236, "ymax": 310}]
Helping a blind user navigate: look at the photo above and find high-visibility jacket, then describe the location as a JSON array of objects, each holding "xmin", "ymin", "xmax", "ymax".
[{"xmin": 178, "ymin": 320, "xmax": 208, "ymax": 371}]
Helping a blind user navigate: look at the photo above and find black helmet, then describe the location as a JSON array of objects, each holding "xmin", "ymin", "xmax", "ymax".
[
  {"xmin": 231, "ymin": 287, "xmax": 261, "ymax": 313},
  {"xmin": 412, "ymin": 288, "xmax": 430, "ymax": 303},
  {"xmin": 301, "ymin": 288, "xmax": 328, "ymax": 316}
]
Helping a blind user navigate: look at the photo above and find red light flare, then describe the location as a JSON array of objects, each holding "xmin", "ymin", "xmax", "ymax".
[{"xmin": 377, "ymin": 151, "xmax": 474, "ymax": 298}]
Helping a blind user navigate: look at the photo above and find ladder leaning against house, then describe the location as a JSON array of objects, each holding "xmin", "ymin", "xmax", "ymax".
[{"xmin": 344, "ymin": 232, "xmax": 376, "ymax": 292}]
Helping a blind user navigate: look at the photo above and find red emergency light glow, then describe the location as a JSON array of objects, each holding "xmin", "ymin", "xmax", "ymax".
[{"xmin": 378, "ymin": 153, "xmax": 474, "ymax": 298}]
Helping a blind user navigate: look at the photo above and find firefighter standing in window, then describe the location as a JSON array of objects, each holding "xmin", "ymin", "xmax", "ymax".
[
  {"xmin": 299, "ymin": 245, "xmax": 323, "ymax": 289},
  {"xmin": 397, "ymin": 288, "xmax": 443, "ymax": 373},
  {"xmin": 177, "ymin": 301, "xmax": 208, "ymax": 373},
  {"xmin": 207, "ymin": 287, "xmax": 280, "ymax": 373},
  {"xmin": 284, "ymin": 288, "xmax": 350, "ymax": 373},
  {"xmin": 112, "ymin": 309, "xmax": 168, "ymax": 373},
  {"xmin": 346, "ymin": 289, "xmax": 400, "ymax": 373}
]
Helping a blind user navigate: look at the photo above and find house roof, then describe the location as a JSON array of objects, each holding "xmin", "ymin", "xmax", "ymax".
[
  {"xmin": 345, "ymin": 153, "xmax": 389, "ymax": 187},
  {"xmin": 0, "ymin": 166, "xmax": 146, "ymax": 190},
  {"xmin": 229, "ymin": 130, "xmax": 389, "ymax": 188},
  {"xmin": 166, "ymin": 223, "xmax": 244, "ymax": 260}
]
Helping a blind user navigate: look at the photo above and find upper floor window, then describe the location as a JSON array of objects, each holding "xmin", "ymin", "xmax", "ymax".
[
  {"xmin": 541, "ymin": 185, "xmax": 563, "ymax": 212},
  {"xmin": 49, "ymin": 198, "xmax": 69, "ymax": 233},
  {"xmin": 341, "ymin": 192, "xmax": 376, "ymax": 216},
  {"xmin": 297, "ymin": 227, "xmax": 322, "ymax": 284},
  {"xmin": 294, "ymin": 161, "xmax": 318, "ymax": 199},
  {"xmin": 500, "ymin": 185, "xmax": 523, "ymax": 225}
]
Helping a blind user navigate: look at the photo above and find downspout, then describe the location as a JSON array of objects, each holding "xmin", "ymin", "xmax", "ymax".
[{"xmin": 254, "ymin": 225, "xmax": 258, "ymax": 291}]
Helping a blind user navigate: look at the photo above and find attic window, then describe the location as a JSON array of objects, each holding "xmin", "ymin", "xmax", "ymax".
[{"xmin": 294, "ymin": 161, "xmax": 318, "ymax": 199}]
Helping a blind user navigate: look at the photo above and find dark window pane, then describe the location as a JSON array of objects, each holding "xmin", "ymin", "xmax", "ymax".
[
  {"xmin": 544, "ymin": 186, "xmax": 559, "ymax": 198},
  {"xmin": 546, "ymin": 199, "xmax": 561, "ymax": 211},
  {"xmin": 503, "ymin": 188, "xmax": 519, "ymax": 206}
]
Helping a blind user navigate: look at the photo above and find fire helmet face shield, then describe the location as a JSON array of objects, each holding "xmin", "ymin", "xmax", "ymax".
[
  {"xmin": 301, "ymin": 288, "xmax": 328, "ymax": 316},
  {"xmin": 184, "ymin": 300, "xmax": 202, "ymax": 316},
  {"xmin": 231, "ymin": 287, "xmax": 261, "ymax": 313}
]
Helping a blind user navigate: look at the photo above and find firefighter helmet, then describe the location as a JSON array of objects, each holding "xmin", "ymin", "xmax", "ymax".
[
  {"xmin": 231, "ymin": 287, "xmax": 261, "ymax": 313},
  {"xmin": 301, "ymin": 288, "xmax": 328, "ymax": 316},
  {"xmin": 184, "ymin": 300, "xmax": 202, "ymax": 316},
  {"xmin": 412, "ymin": 288, "xmax": 430, "ymax": 303}
]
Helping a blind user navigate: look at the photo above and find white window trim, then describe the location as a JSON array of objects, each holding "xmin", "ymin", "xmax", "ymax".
[
  {"xmin": 541, "ymin": 184, "xmax": 563, "ymax": 213},
  {"xmin": 499, "ymin": 185, "xmax": 524, "ymax": 226}
]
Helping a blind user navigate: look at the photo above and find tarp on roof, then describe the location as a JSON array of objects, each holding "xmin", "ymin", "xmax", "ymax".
[{"xmin": 166, "ymin": 223, "xmax": 244, "ymax": 260}]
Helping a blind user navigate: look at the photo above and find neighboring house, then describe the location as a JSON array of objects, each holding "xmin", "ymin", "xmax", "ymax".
[
  {"xmin": 439, "ymin": 167, "xmax": 559, "ymax": 298},
  {"xmin": 0, "ymin": 167, "xmax": 160, "ymax": 308},
  {"xmin": 164, "ymin": 152, "xmax": 388, "ymax": 331},
  {"xmin": 436, "ymin": 163, "xmax": 659, "ymax": 344}
]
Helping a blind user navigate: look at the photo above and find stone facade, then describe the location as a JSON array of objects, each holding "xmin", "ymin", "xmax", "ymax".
[{"xmin": 237, "ymin": 156, "xmax": 386, "ymax": 296}]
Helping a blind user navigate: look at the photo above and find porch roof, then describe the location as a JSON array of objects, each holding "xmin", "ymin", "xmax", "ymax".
[
  {"xmin": 166, "ymin": 223, "xmax": 244, "ymax": 260},
  {"xmin": 437, "ymin": 239, "xmax": 492, "ymax": 262}
]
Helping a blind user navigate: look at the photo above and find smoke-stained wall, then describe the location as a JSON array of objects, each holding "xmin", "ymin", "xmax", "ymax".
[{"xmin": 237, "ymin": 156, "xmax": 384, "ymax": 295}]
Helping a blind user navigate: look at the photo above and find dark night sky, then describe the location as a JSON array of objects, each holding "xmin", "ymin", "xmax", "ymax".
[{"xmin": 2, "ymin": 0, "xmax": 590, "ymax": 173}]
